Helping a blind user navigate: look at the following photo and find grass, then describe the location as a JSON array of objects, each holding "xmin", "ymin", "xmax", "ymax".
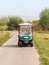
[
  {"xmin": 0, "ymin": 31, "xmax": 11, "ymax": 46},
  {"xmin": 33, "ymin": 31, "xmax": 49, "ymax": 65}
]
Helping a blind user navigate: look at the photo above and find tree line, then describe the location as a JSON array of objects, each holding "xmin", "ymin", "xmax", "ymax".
[
  {"xmin": 0, "ymin": 17, "xmax": 23, "ymax": 31},
  {"xmin": 33, "ymin": 8, "xmax": 49, "ymax": 31},
  {"xmin": 0, "ymin": 8, "xmax": 49, "ymax": 31}
]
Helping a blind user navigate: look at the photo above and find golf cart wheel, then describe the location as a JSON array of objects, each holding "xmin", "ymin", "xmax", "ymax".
[
  {"xmin": 30, "ymin": 42, "xmax": 33, "ymax": 47},
  {"xmin": 18, "ymin": 41, "xmax": 22, "ymax": 47}
]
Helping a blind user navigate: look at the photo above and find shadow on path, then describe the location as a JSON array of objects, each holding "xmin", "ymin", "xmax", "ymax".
[
  {"xmin": 2, "ymin": 45, "xmax": 18, "ymax": 47},
  {"xmin": 1, "ymin": 45, "xmax": 31, "ymax": 48}
]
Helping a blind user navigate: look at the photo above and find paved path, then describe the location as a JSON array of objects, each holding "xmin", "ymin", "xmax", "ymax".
[{"xmin": 0, "ymin": 31, "xmax": 40, "ymax": 65}]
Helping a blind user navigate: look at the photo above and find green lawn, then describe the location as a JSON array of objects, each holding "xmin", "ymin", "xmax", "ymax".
[
  {"xmin": 33, "ymin": 31, "xmax": 49, "ymax": 65},
  {"xmin": 0, "ymin": 32, "xmax": 11, "ymax": 46}
]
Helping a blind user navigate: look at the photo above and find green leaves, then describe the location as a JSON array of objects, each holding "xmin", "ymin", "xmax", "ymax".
[
  {"xmin": 7, "ymin": 17, "xmax": 23, "ymax": 30},
  {"xmin": 40, "ymin": 8, "xmax": 49, "ymax": 30}
]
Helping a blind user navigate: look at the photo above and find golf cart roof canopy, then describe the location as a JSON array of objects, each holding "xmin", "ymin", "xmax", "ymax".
[{"xmin": 19, "ymin": 23, "xmax": 32, "ymax": 26}]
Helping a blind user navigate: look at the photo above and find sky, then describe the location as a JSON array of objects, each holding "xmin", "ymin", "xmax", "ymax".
[{"xmin": 0, "ymin": 0, "xmax": 49, "ymax": 21}]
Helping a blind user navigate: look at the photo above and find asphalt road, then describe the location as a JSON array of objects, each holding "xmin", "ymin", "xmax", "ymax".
[{"xmin": 0, "ymin": 31, "xmax": 40, "ymax": 65}]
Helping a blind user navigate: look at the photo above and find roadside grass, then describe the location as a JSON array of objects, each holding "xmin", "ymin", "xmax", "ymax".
[
  {"xmin": 33, "ymin": 31, "xmax": 49, "ymax": 65},
  {"xmin": 0, "ymin": 31, "xmax": 11, "ymax": 46}
]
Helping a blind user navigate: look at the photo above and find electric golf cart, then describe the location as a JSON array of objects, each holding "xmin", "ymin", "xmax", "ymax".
[{"xmin": 18, "ymin": 23, "xmax": 33, "ymax": 47}]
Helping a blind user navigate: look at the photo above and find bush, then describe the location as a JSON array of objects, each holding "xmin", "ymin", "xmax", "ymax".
[
  {"xmin": 0, "ymin": 26, "xmax": 4, "ymax": 31},
  {"xmin": 0, "ymin": 32, "xmax": 10, "ymax": 46}
]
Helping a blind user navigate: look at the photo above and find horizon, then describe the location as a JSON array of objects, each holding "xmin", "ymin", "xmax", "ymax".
[{"xmin": 0, "ymin": 15, "xmax": 39, "ymax": 22}]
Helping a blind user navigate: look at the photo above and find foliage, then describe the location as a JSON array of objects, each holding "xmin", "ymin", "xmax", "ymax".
[
  {"xmin": 0, "ymin": 32, "xmax": 10, "ymax": 46},
  {"xmin": 33, "ymin": 32, "xmax": 49, "ymax": 65},
  {"xmin": 0, "ymin": 17, "xmax": 8, "ymax": 26},
  {"xmin": 33, "ymin": 20, "xmax": 40, "ymax": 25},
  {"xmin": 40, "ymin": 8, "xmax": 49, "ymax": 30},
  {"xmin": 0, "ymin": 26, "xmax": 4, "ymax": 31},
  {"xmin": 0, "ymin": 16, "xmax": 23, "ymax": 31},
  {"xmin": 0, "ymin": 17, "xmax": 9, "ymax": 31},
  {"xmin": 7, "ymin": 17, "xmax": 23, "ymax": 30},
  {"xmin": 32, "ymin": 20, "xmax": 42, "ymax": 31}
]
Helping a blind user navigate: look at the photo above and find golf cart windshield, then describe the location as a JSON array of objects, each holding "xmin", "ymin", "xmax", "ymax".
[{"xmin": 20, "ymin": 25, "xmax": 32, "ymax": 36}]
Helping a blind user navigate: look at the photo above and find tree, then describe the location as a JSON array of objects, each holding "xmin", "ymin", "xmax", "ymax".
[
  {"xmin": 40, "ymin": 8, "xmax": 49, "ymax": 30},
  {"xmin": 0, "ymin": 17, "xmax": 9, "ymax": 26},
  {"xmin": 32, "ymin": 20, "xmax": 42, "ymax": 30},
  {"xmin": 0, "ymin": 17, "xmax": 9, "ymax": 31},
  {"xmin": 7, "ymin": 17, "xmax": 23, "ymax": 30},
  {"xmin": 33, "ymin": 20, "xmax": 39, "ymax": 25}
]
